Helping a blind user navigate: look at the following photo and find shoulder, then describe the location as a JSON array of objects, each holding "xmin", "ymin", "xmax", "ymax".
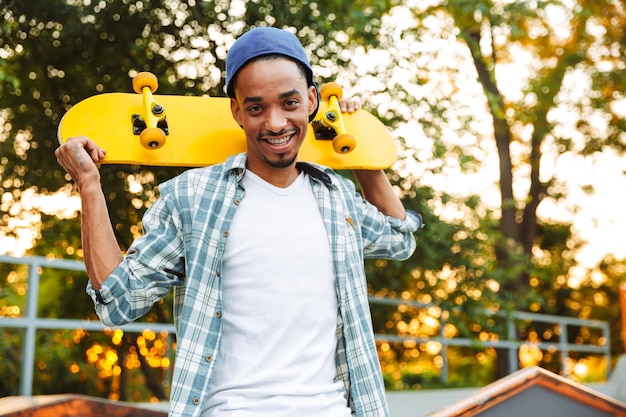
[{"xmin": 159, "ymin": 153, "xmax": 246, "ymax": 195}]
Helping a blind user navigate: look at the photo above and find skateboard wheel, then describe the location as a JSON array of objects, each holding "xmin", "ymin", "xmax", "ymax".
[
  {"xmin": 333, "ymin": 134, "xmax": 356, "ymax": 154},
  {"xmin": 133, "ymin": 72, "xmax": 159, "ymax": 94},
  {"xmin": 140, "ymin": 127, "xmax": 166, "ymax": 149},
  {"xmin": 320, "ymin": 82, "xmax": 343, "ymax": 102}
]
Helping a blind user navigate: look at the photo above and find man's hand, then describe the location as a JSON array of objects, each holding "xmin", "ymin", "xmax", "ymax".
[
  {"xmin": 55, "ymin": 137, "xmax": 106, "ymax": 189},
  {"xmin": 339, "ymin": 97, "xmax": 360, "ymax": 114}
]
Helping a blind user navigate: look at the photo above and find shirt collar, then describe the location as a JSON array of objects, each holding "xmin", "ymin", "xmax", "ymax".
[{"xmin": 225, "ymin": 152, "xmax": 333, "ymax": 187}]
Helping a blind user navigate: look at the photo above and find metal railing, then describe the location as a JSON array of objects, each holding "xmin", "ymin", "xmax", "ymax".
[
  {"xmin": 369, "ymin": 295, "xmax": 612, "ymax": 383},
  {"xmin": 0, "ymin": 255, "xmax": 612, "ymax": 396}
]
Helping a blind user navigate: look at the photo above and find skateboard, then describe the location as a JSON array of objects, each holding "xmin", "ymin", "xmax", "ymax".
[{"xmin": 57, "ymin": 72, "xmax": 397, "ymax": 170}]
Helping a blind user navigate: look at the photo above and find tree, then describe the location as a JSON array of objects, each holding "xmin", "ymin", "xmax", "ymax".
[
  {"xmin": 325, "ymin": 0, "xmax": 626, "ymax": 382},
  {"xmin": 410, "ymin": 0, "xmax": 626, "ymax": 377}
]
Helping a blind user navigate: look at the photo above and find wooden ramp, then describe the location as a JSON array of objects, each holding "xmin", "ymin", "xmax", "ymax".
[
  {"xmin": 427, "ymin": 366, "xmax": 626, "ymax": 417},
  {"xmin": 0, "ymin": 394, "xmax": 167, "ymax": 417}
]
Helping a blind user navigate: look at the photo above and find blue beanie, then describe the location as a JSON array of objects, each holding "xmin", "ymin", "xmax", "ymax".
[{"xmin": 226, "ymin": 27, "xmax": 319, "ymax": 119}]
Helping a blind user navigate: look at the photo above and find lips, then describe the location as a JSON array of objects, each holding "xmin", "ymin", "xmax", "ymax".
[{"xmin": 263, "ymin": 129, "xmax": 298, "ymax": 148}]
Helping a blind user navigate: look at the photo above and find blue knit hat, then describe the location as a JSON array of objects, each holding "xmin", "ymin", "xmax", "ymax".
[{"xmin": 226, "ymin": 27, "xmax": 319, "ymax": 120}]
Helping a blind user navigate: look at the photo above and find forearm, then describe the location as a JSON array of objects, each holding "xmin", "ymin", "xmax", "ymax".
[
  {"xmin": 80, "ymin": 183, "xmax": 123, "ymax": 290},
  {"xmin": 353, "ymin": 169, "xmax": 406, "ymax": 220},
  {"xmin": 55, "ymin": 137, "xmax": 122, "ymax": 289}
]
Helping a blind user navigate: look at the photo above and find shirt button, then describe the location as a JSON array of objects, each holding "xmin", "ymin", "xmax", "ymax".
[
  {"xmin": 215, "ymin": 311, "xmax": 222, "ymax": 318},
  {"xmin": 193, "ymin": 397, "xmax": 200, "ymax": 405},
  {"xmin": 223, "ymin": 231, "xmax": 229, "ymax": 237},
  {"xmin": 234, "ymin": 199, "xmax": 241, "ymax": 205},
  {"xmin": 216, "ymin": 271, "xmax": 221, "ymax": 277},
  {"xmin": 205, "ymin": 355, "xmax": 213, "ymax": 362}
]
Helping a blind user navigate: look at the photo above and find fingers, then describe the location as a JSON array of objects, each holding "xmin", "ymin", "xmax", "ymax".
[
  {"xmin": 57, "ymin": 137, "xmax": 106, "ymax": 164},
  {"xmin": 55, "ymin": 137, "xmax": 105, "ymax": 185},
  {"xmin": 85, "ymin": 140, "xmax": 107, "ymax": 162},
  {"xmin": 339, "ymin": 98, "xmax": 361, "ymax": 114}
]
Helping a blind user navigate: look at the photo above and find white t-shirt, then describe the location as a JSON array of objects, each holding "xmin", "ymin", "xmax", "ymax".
[{"xmin": 202, "ymin": 171, "xmax": 351, "ymax": 417}]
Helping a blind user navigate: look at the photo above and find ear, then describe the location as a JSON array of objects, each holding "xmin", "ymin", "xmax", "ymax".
[
  {"xmin": 307, "ymin": 85, "xmax": 318, "ymax": 118},
  {"xmin": 230, "ymin": 98, "xmax": 244, "ymax": 128}
]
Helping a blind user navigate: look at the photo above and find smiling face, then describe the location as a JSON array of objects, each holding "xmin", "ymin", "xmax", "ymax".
[{"xmin": 230, "ymin": 57, "xmax": 318, "ymax": 187}]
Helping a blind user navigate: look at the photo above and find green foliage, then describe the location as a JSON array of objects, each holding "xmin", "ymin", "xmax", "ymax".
[
  {"xmin": 0, "ymin": 0, "xmax": 401, "ymax": 399},
  {"xmin": 0, "ymin": 261, "xmax": 29, "ymax": 395},
  {"xmin": 0, "ymin": 0, "xmax": 401, "ymax": 253},
  {"xmin": 0, "ymin": 329, "xmax": 23, "ymax": 396},
  {"xmin": 0, "ymin": 267, "xmax": 24, "ymax": 396}
]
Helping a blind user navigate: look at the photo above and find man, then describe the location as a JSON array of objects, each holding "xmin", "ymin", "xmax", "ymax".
[{"xmin": 56, "ymin": 27, "xmax": 423, "ymax": 417}]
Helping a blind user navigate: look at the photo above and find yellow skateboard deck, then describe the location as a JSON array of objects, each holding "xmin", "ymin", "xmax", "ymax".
[{"xmin": 57, "ymin": 73, "xmax": 397, "ymax": 170}]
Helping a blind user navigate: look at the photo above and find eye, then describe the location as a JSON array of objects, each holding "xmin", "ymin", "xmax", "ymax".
[
  {"xmin": 247, "ymin": 104, "xmax": 263, "ymax": 113},
  {"xmin": 284, "ymin": 98, "xmax": 300, "ymax": 108}
]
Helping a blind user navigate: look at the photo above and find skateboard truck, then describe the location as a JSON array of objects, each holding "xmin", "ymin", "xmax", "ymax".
[
  {"xmin": 131, "ymin": 72, "xmax": 169, "ymax": 149},
  {"xmin": 312, "ymin": 82, "xmax": 357, "ymax": 154}
]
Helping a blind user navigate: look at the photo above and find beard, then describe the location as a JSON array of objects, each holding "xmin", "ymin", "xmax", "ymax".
[
  {"xmin": 265, "ymin": 153, "xmax": 298, "ymax": 169},
  {"xmin": 260, "ymin": 128, "xmax": 300, "ymax": 169}
]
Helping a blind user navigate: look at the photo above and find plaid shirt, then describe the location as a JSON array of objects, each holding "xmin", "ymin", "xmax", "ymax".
[{"xmin": 88, "ymin": 153, "xmax": 422, "ymax": 417}]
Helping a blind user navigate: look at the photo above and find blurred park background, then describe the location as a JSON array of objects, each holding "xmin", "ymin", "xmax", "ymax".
[{"xmin": 1, "ymin": 0, "xmax": 625, "ymax": 405}]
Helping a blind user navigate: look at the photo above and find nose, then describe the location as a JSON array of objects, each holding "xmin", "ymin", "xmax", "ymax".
[{"xmin": 264, "ymin": 107, "xmax": 287, "ymax": 133}]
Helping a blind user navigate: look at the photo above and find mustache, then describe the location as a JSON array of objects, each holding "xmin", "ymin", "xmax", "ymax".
[{"xmin": 260, "ymin": 127, "xmax": 298, "ymax": 138}]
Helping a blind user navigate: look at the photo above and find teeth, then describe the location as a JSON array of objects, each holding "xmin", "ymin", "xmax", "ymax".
[{"xmin": 267, "ymin": 136, "xmax": 290, "ymax": 146}]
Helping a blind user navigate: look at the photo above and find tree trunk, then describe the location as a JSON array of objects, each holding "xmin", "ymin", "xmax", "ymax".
[{"xmin": 461, "ymin": 29, "xmax": 520, "ymax": 379}]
